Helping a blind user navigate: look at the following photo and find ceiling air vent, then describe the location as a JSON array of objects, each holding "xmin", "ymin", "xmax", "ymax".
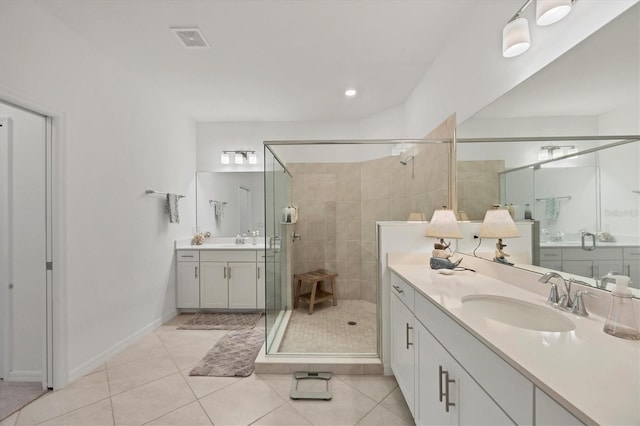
[{"xmin": 171, "ymin": 27, "xmax": 210, "ymax": 48}]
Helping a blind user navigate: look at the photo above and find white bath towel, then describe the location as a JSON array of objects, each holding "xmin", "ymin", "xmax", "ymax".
[
  {"xmin": 545, "ymin": 197, "xmax": 559, "ymax": 220},
  {"xmin": 166, "ymin": 194, "xmax": 180, "ymax": 223}
]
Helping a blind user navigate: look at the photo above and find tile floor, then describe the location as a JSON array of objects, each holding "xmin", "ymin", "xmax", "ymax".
[
  {"xmin": 1, "ymin": 314, "xmax": 412, "ymax": 426},
  {"xmin": 278, "ymin": 300, "xmax": 377, "ymax": 354}
]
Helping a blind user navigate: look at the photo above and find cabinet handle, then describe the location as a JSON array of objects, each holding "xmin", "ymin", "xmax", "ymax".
[
  {"xmin": 439, "ymin": 365, "xmax": 445, "ymax": 402},
  {"xmin": 444, "ymin": 371, "xmax": 455, "ymax": 413},
  {"xmin": 628, "ymin": 264, "xmax": 631, "ymax": 276},
  {"xmin": 223, "ymin": 266, "xmax": 227, "ymax": 279},
  {"xmin": 228, "ymin": 266, "xmax": 232, "ymax": 279},
  {"xmin": 392, "ymin": 285, "xmax": 404, "ymax": 294},
  {"xmin": 594, "ymin": 265, "xmax": 599, "ymax": 279},
  {"xmin": 590, "ymin": 265, "xmax": 594, "ymax": 278},
  {"xmin": 405, "ymin": 323, "xmax": 413, "ymax": 349},
  {"xmin": 257, "ymin": 267, "xmax": 261, "ymax": 279},
  {"xmin": 194, "ymin": 266, "xmax": 198, "ymax": 279}
]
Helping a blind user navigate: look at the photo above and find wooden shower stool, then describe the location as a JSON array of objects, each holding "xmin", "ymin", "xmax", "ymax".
[{"xmin": 294, "ymin": 269, "xmax": 338, "ymax": 315}]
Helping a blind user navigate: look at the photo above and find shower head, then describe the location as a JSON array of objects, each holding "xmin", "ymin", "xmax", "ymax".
[{"xmin": 400, "ymin": 155, "xmax": 414, "ymax": 165}]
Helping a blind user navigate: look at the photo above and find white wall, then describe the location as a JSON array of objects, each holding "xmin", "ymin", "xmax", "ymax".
[{"xmin": 0, "ymin": 0, "xmax": 196, "ymax": 385}]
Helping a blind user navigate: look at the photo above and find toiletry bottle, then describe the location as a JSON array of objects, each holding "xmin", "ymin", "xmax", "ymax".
[
  {"xmin": 603, "ymin": 275, "xmax": 640, "ymax": 340},
  {"xmin": 524, "ymin": 204, "xmax": 532, "ymax": 220}
]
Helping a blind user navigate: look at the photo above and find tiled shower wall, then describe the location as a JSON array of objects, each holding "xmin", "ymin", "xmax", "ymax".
[
  {"xmin": 456, "ymin": 160, "xmax": 505, "ymax": 220},
  {"xmin": 289, "ymin": 143, "xmax": 450, "ymax": 304}
]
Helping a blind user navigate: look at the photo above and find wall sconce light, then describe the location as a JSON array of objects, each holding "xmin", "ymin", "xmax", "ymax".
[
  {"xmin": 479, "ymin": 206, "xmax": 520, "ymax": 266},
  {"xmin": 221, "ymin": 150, "xmax": 257, "ymax": 165},
  {"xmin": 503, "ymin": 0, "xmax": 576, "ymax": 58},
  {"xmin": 537, "ymin": 145, "xmax": 577, "ymax": 160},
  {"xmin": 425, "ymin": 207, "xmax": 463, "ymax": 269}
]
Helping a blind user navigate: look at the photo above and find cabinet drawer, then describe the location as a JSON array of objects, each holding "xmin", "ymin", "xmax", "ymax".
[
  {"xmin": 390, "ymin": 273, "xmax": 415, "ymax": 310},
  {"xmin": 540, "ymin": 248, "xmax": 562, "ymax": 261},
  {"xmin": 176, "ymin": 250, "xmax": 199, "ymax": 261},
  {"xmin": 624, "ymin": 247, "xmax": 640, "ymax": 260},
  {"xmin": 562, "ymin": 247, "xmax": 622, "ymax": 261},
  {"xmin": 414, "ymin": 294, "xmax": 533, "ymax": 425},
  {"xmin": 200, "ymin": 250, "xmax": 257, "ymax": 262}
]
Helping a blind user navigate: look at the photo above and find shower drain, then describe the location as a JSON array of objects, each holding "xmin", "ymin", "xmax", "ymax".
[{"xmin": 347, "ymin": 321, "xmax": 357, "ymax": 326}]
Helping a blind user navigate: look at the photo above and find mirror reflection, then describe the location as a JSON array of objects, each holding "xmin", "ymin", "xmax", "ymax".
[
  {"xmin": 195, "ymin": 171, "xmax": 265, "ymax": 237},
  {"xmin": 456, "ymin": 4, "xmax": 640, "ymax": 296}
]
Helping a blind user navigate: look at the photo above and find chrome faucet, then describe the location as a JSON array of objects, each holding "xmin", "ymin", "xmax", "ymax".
[
  {"xmin": 597, "ymin": 271, "xmax": 619, "ymax": 290},
  {"xmin": 538, "ymin": 272, "xmax": 597, "ymax": 316}
]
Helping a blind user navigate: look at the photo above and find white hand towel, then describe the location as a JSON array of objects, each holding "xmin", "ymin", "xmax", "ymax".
[{"xmin": 166, "ymin": 194, "xmax": 180, "ymax": 223}]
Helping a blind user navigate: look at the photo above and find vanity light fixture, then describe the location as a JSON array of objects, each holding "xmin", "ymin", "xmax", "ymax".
[
  {"xmin": 537, "ymin": 145, "xmax": 576, "ymax": 160},
  {"xmin": 479, "ymin": 206, "xmax": 520, "ymax": 266},
  {"xmin": 502, "ymin": 0, "xmax": 577, "ymax": 58},
  {"xmin": 220, "ymin": 150, "xmax": 257, "ymax": 165}
]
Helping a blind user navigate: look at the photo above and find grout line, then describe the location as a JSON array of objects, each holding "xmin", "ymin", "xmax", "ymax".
[{"xmin": 105, "ymin": 364, "xmax": 116, "ymax": 426}]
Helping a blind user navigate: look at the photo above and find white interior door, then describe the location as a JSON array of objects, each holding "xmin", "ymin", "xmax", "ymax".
[{"xmin": 0, "ymin": 102, "xmax": 50, "ymax": 386}]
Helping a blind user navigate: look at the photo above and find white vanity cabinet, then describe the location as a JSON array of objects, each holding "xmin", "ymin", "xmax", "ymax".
[
  {"xmin": 176, "ymin": 251, "xmax": 200, "ymax": 308},
  {"xmin": 540, "ymin": 247, "xmax": 628, "ymax": 280},
  {"xmin": 176, "ymin": 248, "xmax": 263, "ymax": 310},
  {"xmin": 623, "ymin": 248, "xmax": 640, "ymax": 287},
  {"xmin": 390, "ymin": 288, "xmax": 416, "ymax": 416},
  {"xmin": 200, "ymin": 250, "xmax": 258, "ymax": 309},
  {"xmin": 390, "ymin": 272, "xmax": 532, "ymax": 426},
  {"xmin": 535, "ymin": 388, "xmax": 583, "ymax": 426}
]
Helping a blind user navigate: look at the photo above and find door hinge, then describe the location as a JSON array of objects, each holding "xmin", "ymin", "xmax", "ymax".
[{"xmin": 46, "ymin": 261, "xmax": 53, "ymax": 271}]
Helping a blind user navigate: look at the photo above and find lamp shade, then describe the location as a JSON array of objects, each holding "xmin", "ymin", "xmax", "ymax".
[
  {"xmin": 479, "ymin": 209, "xmax": 520, "ymax": 238},
  {"xmin": 220, "ymin": 152, "xmax": 230, "ymax": 164},
  {"xmin": 426, "ymin": 209, "xmax": 463, "ymax": 239},
  {"xmin": 503, "ymin": 17, "xmax": 531, "ymax": 58},
  {"xmin": 536, "ymin": 0, "xmax": 572, "ymax": 26}
]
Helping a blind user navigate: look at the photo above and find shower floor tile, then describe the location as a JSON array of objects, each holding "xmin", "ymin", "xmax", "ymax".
[{"xmin": 277, "ymin": 300, "xmax": 377, "ymax": 354}]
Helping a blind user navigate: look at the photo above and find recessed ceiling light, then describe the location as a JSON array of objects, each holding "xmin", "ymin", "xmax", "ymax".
[{"xmin": 344, "ymin": 88, "xmax": 357, "ymax": 97}]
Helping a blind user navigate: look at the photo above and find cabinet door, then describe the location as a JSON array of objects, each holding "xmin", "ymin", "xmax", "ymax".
[
  {"xmin": 592, "ymin": 260, "xmax": 623, "ymax": 279},
  {"xmin": 454, "ymin": 362, "xmax": 514, "ymax": 425},
  {"xmin": 176, "ymin": 261, "xmax": 200, "ymax": 308},
  {"xmin": 415, "ymin": 323, "xmax": 451, "ymax": 426},
  {"xmin": 391, "ymin": 294, "xmax": 415, "ymax": 416},
  {"xmin": 228, "ymin": 262, "xmax": 257, "ymax": 309},
  {"xmin": 535, "ymin": 388, "xmax": 584, "ymax": 426},
  {"xmin": 624, "ymin": 260, "xmax": 640, "ymax": 289},
  {"xmin": 256, "ymin": 262, "xmax": 265, "ymax": 310},
  {"xmin": 562, "ymin": 260, "xmax": 594, "ymax": 278},
  {"xmin": 200, "ymin": 262, "xmax": 228, "ymax": 309}
]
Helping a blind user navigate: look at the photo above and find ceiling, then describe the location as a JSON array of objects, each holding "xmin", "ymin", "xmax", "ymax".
[
  {"xmin": 34, "ymin": 0, "xmax": 477, "ymax": 123},
  {"xmin": 471, "ymin": 3, "xmax": 638, "ymax": 119}
]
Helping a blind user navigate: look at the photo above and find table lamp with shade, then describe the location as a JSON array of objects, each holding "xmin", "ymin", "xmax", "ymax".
[
  {"xmin": 425, "ymin": 207, "xmax": 463, "ymax": 269},
  {"xmin": 479, "ymin": 206, "xmax": 520, "ymax": 266}
]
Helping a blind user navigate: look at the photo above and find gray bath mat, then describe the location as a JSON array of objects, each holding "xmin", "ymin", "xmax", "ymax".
[
  {"xmin": 0, "ymin": 380, "xmax": 48, "ymax": 421},
  {"xmin": 189, "ymin": 328, "xmax": 264, "ymax": 377},
  {"xmin": 177, "ymin": 312, "xmax": 262, "ymax": 330}
]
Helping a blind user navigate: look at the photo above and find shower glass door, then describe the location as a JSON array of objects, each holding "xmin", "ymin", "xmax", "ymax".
[{"xmin": 263, "ymin": 146, "xmax": 291, "ymax": 353}]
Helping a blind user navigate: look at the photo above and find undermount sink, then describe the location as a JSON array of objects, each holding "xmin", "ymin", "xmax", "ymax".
[{"xmin": 461, "ymin": 294, "xmax": 576, "ymax": 332}]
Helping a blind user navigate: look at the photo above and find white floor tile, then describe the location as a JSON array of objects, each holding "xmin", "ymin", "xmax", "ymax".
[
  {"xmin": 251, "ymin": 403, "xmax": 312, "ymax": 426},
  {"xmin": 356, "ymin": 404, "xmax": 414, "ymax": 426},
  {"xmin": 336, "ymin": 375, "xmax": 398, "ymax": 403},
  {"xmin": 39, "ymin": 399, "xmax": 114, "ymax": 426},
  {"xmin": 108, "ymin": 352, "xmax": 179, "ymax": 395},
  {"xmin": 144, "ymin": 401, "xmax": 212, "ymax": 426}
]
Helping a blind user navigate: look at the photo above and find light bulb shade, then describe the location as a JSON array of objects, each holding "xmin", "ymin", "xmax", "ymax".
[
  {"xmin": 234, "ymin": 153, "xmax": 244, "ymax": 164},
  {"xmin": 503, "ymin": 17, "xmax": 531, "ymax": 58},
  {"xmin": 479, "ymin": 209, "xmax": 520, "ymax": 238},
  {"xmin": 536, "ymin": 0, "xmax": 572, "ymax": 26},
  {"xmin": 248, "ymin": 152, "xmax": 257, "ymax": 164},
  {"xmin": 426, "ymin": 209, "xmax": 463, "ymax": 239},
  {"xmin": 220, "ymin": 152, "xmax": 230, "ymax": 164}
]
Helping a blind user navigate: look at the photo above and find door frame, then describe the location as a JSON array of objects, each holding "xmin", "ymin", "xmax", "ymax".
[
  {"xmin": 0, "ymin": 117, "xmax": 11, "ymax": 381},
  {"xmin": 0, "ymin": 93, "xmax": 66, "ymax": 390}
]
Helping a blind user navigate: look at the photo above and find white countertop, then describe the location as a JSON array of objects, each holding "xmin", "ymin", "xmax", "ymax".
[
  {"xmin": 388, "ymin": 262, "xmax": 640, "ymax": 425},
  {"xmin": 175, "ymin": 240, "xmax": 266, "ymax": 251},
  {"xmin": 540, "ymin": 241, "xmax": 639, "ymax": 248}
]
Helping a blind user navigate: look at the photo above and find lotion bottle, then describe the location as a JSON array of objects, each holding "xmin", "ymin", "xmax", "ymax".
[{"xmin": 603, "ymin": 275, "xmax": 640, "ymax": 340}]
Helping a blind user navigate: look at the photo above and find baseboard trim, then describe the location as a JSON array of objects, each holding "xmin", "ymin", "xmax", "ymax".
[
  {"xmin": 6, "ymin": 370, "xmax": 42, "ymax": 382},
  {"xmin": 67, "ymin": 309, "xmax": 178, "ymax": 384}
]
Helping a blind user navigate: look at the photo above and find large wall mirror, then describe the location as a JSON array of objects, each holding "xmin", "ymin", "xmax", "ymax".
[
  {"xmin": 456, "ymin": 4, "xmax": 640, "ymax": 296},
  {"xmin": 196, "ymin": 171, "xmax": 265, "ymax": 237}
]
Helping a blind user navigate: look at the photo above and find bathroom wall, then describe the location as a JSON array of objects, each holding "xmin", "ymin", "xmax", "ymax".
[
  {"xmin": 288, "ymin": 141, "xmax": 449, "ymax": 304},
  {"xmin": 457, "ymin": 160, "xmax": 505, "ymax": 221},
  {"xmin": 0, "ymin": 0, "xmax": 196, "ymax": 386}
]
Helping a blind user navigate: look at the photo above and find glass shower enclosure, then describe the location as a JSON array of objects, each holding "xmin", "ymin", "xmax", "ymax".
[{"xmin": 263, "ymin": 146, "xmax": 291, "ymax": 353}]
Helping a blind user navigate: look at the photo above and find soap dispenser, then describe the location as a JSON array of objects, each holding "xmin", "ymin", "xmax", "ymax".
[{"xmin": 603, "ymin": 275, "xmax": 640, "ymax": 340}]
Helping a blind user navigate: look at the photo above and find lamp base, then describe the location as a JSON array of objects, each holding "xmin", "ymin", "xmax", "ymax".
[
  {"xmin": 493, "ymin": 256, "xmax": 514, "ymax": 266},
  {"xmin": 430, "ymin": 257, "xmax": 462, "ymax": 270}
]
